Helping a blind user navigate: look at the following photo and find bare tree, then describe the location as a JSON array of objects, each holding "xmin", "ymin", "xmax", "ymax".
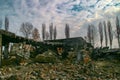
[
  {"xmin": 116, "ymin": 16, "xmax": 120, "ymax": 48},
  {"xmin": 42, "ymin": 23, "xmax": 46, "ymax": 41},
  {"xmin": 108, "ymin": 21, "xmax": 113, "ymax": 49},
  {"xmin": 20, "ymin": 22, "xmax": 33, "ymax": 38},
  {"xmin": 0, "ymin": 19, "xmax": 2, "ymax": 29},
  {"xmin": 91, "ymin": 24, "xmax": 96, "ymax": 47},
  {"xmin": 49, "ymin": 23, "xmax": 53, "ymax": 40},
  {"xmin": 5, "ymin": 16, "xmax": 9, "ymax": 31},
  {"xmin": 65, "ymin": 24, "xmax": 70, "ymax": 38},
  {"xmin": 32, "ymin": 28, "xmax": 40, "ymax": 41},
  {"xmin": 87, "ymin": 25, "xmax": 92, "ymax": 43},
  {"xmin": 53, "ymin": 26, "xmax": 57, "ymax": 40},
  {"xmin": 45, "ymin": 31, "xmax": 49, "ymax": 40},
  {"xmin": 87, "ymin": 24, "xmax": 96, "ymax": 47},
  {"xmin": 103, "ymin": 21, "xmax": 108, "ymax": 47},
  {"xmin": 99, "ymin": 22, "xmax": 103, "ymax": 48}
]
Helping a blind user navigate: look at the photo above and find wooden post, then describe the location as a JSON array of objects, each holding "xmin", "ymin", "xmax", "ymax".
[{"xmin": 0, "ymin": 34, "xmax": 2, "ymax": 67}]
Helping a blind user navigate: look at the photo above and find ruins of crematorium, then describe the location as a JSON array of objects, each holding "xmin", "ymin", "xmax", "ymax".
[
  {"xmin": 44, "ymin": 37, "xmax": 93, "ymax": 57},
  {"xmin": 0, "ymin": 29, "xmax": 92, "ymax": 66}
]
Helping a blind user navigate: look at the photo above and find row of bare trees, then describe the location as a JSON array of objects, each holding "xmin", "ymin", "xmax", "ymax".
[
  {"xmin": 41, "ymin": 23, "xmax": 70, "ymax": 41},
  {"xmin": 1, "ymin": 16, "xmax": 70, "ymax": 41},
  {"xmin": 41, "ymin": 23, "xmax": 57, "ymax": 41},
  {"xmin": 87, "ymin": 16, "xmax": 120, "ymax": 49},
  {"xmin": 19, "ymin": 22, "xmax": 57, "ymax": 41},
  {"xmin": 2, "ymin": 16, "xmax": 119, "ymax": 49}
]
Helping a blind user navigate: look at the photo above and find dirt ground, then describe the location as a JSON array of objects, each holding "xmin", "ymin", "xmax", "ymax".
[{"xmin": 0, "ymin": 59, "xmax": 120, "ymax": 80}]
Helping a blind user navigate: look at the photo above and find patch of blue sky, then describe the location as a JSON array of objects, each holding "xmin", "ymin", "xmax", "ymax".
[
  {"xmin": 102, "ymin": 4, "xmax": 111, "ymax": 10},
  {"xmin": 102, "ymin": 2, "xmax": 120, "ymax": 10},
  {"xmin": 114, "ymin": 3, "xmax": 120, "ymax": 7},
  {"xmin": 69, "ymin": 5, "xmax": 94, "ymax": 16},
  {"xmin": 70, "ymin": 4, "xmax": 84, "ymax": 12},
  {"xmin": 89, "ymin": 5, "xmax": 95, "ymax": 8}
]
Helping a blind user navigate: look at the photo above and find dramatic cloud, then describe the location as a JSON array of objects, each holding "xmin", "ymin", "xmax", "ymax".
[{"xmin": 0, "ymin": 0, "xmax": 120, "ymax": 47}]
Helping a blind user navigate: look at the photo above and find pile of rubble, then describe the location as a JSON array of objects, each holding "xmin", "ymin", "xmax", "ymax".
[
  {"xmin": 0, "ymin": 59, "xmax": 120, "ymax": 80},
  {"xmin": 0, "ymin": 44, "xmax": 120, "ymax": 80}
]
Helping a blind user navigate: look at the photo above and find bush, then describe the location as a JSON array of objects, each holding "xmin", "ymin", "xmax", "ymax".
[{"xmin": 34, "ymin": 55, "xmax": 57, "ymax": 63}]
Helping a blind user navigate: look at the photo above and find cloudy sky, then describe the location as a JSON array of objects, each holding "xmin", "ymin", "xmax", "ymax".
[{"xmin": 0, "ymin": 0, "xmax": 120, "ymax": 47}]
